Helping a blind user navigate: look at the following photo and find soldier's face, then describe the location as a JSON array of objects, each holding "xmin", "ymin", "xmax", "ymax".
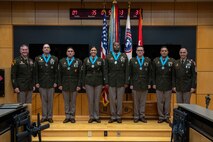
[
  {"xmin": 42, "ymin": 44, "xmax": 51, "ymax": 54},
  {"xmin": 160, "ymin": 47, "xmax": 168, "ymax": 57},
  {"xmin": 20, "ymin": 46, "xmax": 29, "ymax": 57},
  {"xmin": 67, "ymin": 48, "xmax": 75, "ymax": 58},
  {"xmin": 179, "ymin": 48, "xmax": 188, "ymax": 59},
  {"xmin": 113, "ymin": 42, "xmax": 120, "ymax": 52},
  {"xmin": 136, "ymin": 47, "xmax": 144, "ymax": 57},
  {"xmin": 90, "ymin": 47, "xmax": 97, "ymax": 57}
]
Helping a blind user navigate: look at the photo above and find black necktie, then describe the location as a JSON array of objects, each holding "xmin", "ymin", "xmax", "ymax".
[{"xmin": 182, "ymin": 60, "xmax": 184, "ymax": 64}]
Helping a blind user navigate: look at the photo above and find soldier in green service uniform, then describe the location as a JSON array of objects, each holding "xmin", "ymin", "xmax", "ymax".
[
  {"xmin": 129, "ymin": 46, "xmax": 152, "ymax": 123},
  {"xmin": 58, "ymin": 47, "xmax": 82, "ymax": 123},
  {"xmin": 35, "ymin": 44, "xmax": 58, "ymax": 123},
  {"xmin": 173, "ymin": 48, "xmax": 196, "ymax": 104},
  {"xmin": 11, "ymin": 44, "xmax": 35, "ymax": 104},
  {"xmin": 82, "ymin": 46, "xmax": 105, "ymax": 123},
  {"xmin": 105, "ymin": 42, "xmax": 129, "ymax": 123},
  {"xmin": 152, "ymin": 46, "xmax": 175, "ymax": 124}
]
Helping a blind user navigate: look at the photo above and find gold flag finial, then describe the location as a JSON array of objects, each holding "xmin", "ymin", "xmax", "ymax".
[{"xmin": 113, "ymin": 0, "xmax": 117, "ymax": 4}]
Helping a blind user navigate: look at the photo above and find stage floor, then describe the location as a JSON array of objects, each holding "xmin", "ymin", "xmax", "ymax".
[{"xmin": 32, "ymin": 120, "xmax": 172, "ymax": 142}]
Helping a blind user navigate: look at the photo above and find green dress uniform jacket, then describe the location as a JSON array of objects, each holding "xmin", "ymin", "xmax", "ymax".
[
  {"xmin": 152, "ymin": 57, "xmax": 175, "ymax": 91},
  {"xmin": 82, "ymin": 57, "xmax": 105, "ymax": 87},
  {"xmin": 58, "ymin": 58, "xmax": 82, "ymax": 92},
  {"xmin": 105, "ymin": 52, "xmax": 129, "ymax": 87},
  {"xmin": 174, "ymin": 59, "xmax": 196, "ymax": 92},
  {"xmin": 11, "ymin": 56, "xmax": 34, "ymax": 91},
  {"xmin": 35, "ymin": 55, "xmax": 58, "ymax": 88},
  {"xmin": 129, "ymin": 57, "xmax": 152, "ymax": 90}
]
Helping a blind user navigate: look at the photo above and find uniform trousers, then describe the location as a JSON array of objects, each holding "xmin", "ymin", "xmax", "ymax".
[
  {"xmin": 39, "ymin": 88, "xmax": 54, "ymax": 119},
  {"xmin": 108, "ymin": 86, "xmax": 125, "ymax": 120}
]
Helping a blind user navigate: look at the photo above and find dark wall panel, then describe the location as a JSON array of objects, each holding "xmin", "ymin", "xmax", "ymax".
[{"xmin": 14, "ymin": 26, "xmax": 196, "ymax": 60}]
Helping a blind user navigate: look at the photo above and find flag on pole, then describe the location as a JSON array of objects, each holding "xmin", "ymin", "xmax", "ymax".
[
  {"xmin": 138, "ymin": 9, "xmax": 143, "ymax": 46},
  {"xmin": 101, "ymin": 10, "xmax": 108, "ymax": 59},
  {"xmin": 109, "ymin": 0, "xmax": 119, "ymax": 52},
  {"xmin": 124, "ymin": 4, "xmax": 132, "ymax": 60},
  {"xmin": 100, "ymin": 9, "xmax": 109, "ymax": 107}
]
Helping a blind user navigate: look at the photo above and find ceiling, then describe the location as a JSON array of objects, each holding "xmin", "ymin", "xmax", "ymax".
[{"xmin": 0, "ymin": 0, "xmax": 213, "ymax": 2}]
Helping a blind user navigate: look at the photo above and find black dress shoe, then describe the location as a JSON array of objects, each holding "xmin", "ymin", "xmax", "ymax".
[
  {"xmin": 140, "ymin": 118, "xmax": 147, "ymax": 123},
  {"xmin": 108, "ymin": 119, "xmax": 116, "ymax": 123},
  {"xmin": 70, "ymin": 118, "xmax": 76, "ymax": 123},
  {"xmin": 88, "ymin": 118, "xmax": 93, "ymax": 123},
  {"xmin": 117, "ymin": 119, "xmax": 122, "ymax": 123},
  {"xmin": 158, "ymin": 119, "xmax": 164, "ymax": 123},
  {"xmin": 48, "ymin": 118, "xmax": 54, "ymax": 123},
  {"xmin": 165, "ymin": 118, "xmax": 171, "ymax": 124},
  {"xmin": 40, "ymin": 118, "xmax": 47, "ymax": 123},
  {"xmin": 63, "ymin": 118, "xmax": 70, "ymax": 123},
  {"xmin": 134, "ymin": 119, "xmax": 139, "ymax": 123},
  {"xmin": 95, "ymin": 119, "xmax": 101, "ymax": 123}
]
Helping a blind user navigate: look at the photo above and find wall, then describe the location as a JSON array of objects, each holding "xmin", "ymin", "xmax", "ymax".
[{"xmin": 0, "ymin": 1, "xmax": 213, "ymax": 115}]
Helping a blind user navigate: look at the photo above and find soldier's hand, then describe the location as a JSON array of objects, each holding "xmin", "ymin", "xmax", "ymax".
[
  {"xmin": 82, "ymin": 86, "xmax": 86, "ymax": 90},
  {"xmin": 148, "ymin": 85, "xmax": 151, "ymax": 89},
  {"xmin": 76, "ymin": 86, "xmax": 81, "ymax": 91},
  {"xmin": 190, "ymin": 88, "xmax": 195, "ymax": 93},
  {"xmin": 53, "ymin": 83, "xmax": 57, "ymax": 88},
  {"xmin": 33, "ymin": 87, "xmax": 35, "ymax": 91},
  {"xmin": 152, "ymin": 85, "xmax": 156, "ymax": 89},
  {"xmin": 130, "ymin": 85, "xmax": 133, "ymax": 90},
  {"xmin": 173, "ymin": 87, "xmax": 176, "ymax": 92},
  {"xmin": 124, "ymin": 84, "xmax": 128, "ymax": 88},
  {"xmin": 14, "ymin": 88, "xmax": 20, "ymax": 93},
  {"xmin": 58, "ymin": 86, "xmax": 62, "ymax": 90},
  {"xmin": 36, "ymin": 83, "xmax": 40, "ymax": 88}
]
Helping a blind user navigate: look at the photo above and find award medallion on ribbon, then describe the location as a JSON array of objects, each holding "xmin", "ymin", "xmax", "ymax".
[
  {"xmin": 42, "ymin": 54, "xmax": 51, "ymax": 66},
  {"xmin": 160, "ymin": 56, "xmax": 169, "ymax": 70},
  {"xmin": 66, "ymin": 57, "xmax": 75, "ymax": 70},
  {"xmin": 89, "ymin": 56, "xmax": 98, "ymax": 68},
  {"xmin": 112, "ymin": 52, "xmax": 121, "ymax": 64},
  {"xmin": 137, "ymin": 56, "xmax": 145, "ymax": 70}
]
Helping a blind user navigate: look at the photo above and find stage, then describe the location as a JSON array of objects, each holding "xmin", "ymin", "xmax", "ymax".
[{"xmin": 32, "ymin": 119, "xmax": 171, "ymax": 142}]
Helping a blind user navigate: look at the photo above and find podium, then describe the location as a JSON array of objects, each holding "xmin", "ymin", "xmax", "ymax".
[{"xmin": 172, "ymin": 104, "xmax": 213, "ymax": 142}]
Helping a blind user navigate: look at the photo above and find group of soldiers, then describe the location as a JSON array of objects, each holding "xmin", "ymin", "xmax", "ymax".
[{"xmin": 11, "ymin": 42, "xmax": 196, "ymax": 124}]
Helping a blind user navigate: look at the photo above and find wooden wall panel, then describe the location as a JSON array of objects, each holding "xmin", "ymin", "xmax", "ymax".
[
  {"xmin": 198, "ymin": 2, "xmax": 213, "ymax": 25},
  {"xmin": 197, "ymin": 49, "xmax": 213, "ymax": 72},
  {"xmin": 196, "ymin": 94, "xmax": 213, "ymax": 110},
  {"xmin": 175, "ymin": 2, "xmax": 197, "ymax": 25},
  {"xmin": 197, "ymin": 26, "xmax": 213, "ymax": 49},
  {"xmin": 0, "ymin": 2, "xmax": 12, "ymax": 24},
  {"xmin": 151, "ymin": 2, "xmax": 174, "ymax": 25},
  {"xmin": 0, "ymin": 49, "xmax": 12, "ymax": 68},
  {"xmin": 35, "ymin": 93, "xmax": 42, "ymax": 115},
  {"xmin": 197, "ymin": 72, "xmax": 213, "ymax": 94},
  {"xmin": 58, "ymin": 2, "xmax": 81, "ymax": 25},
  {"xmin": 76, "ymin": 93, "xmax": 82, "ymax": 115},
  {"xmin": 131, "ymin": 2, "xmax": 152, "ymax": 26},
  {"xmin": 0, "ymin": 25, "xmax": 13, "ymax": 48},
  {"xmin": 53, "ymin": 93, "xmax": 60, "ymax": 115},
  {"xmin": 81, "ymin": 93, "xmax": 89, "ymax": 116},
  {"xmin": 12, "ymin": 2, "xmax": 35, "ymax": 25},
  {"xmin": 35, "ymin": 2, "xmax": 58, "ymax": 25}
]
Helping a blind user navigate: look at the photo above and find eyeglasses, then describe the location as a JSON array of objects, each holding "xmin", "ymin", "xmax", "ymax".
[
  {"xmin": 137, "ymin": 50, "xmax": 144, "ymax": 51},
  {"xmin": 44, "ymin": 46, "xmax": 50, "ymax": 48},
  {"xmin": 67, "ymin": 50, "xmax": 74, "ymax": 52}
]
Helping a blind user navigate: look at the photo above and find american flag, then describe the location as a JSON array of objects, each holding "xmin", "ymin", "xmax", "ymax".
[
  {"xmin": 101, "ymin": 10, "xmax": 108, "ymax": 59},
  {"xmin": 101, "ymin": 9, "xmax": 109, "ymax": 106}
]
